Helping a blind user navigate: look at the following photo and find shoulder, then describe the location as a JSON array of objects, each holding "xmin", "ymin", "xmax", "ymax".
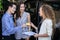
[
  {"xmin": 44, "ymin": 18, "xmax": 52, "ymax": 25},
  {"xmin": 24, "ymin": 12, "xmax": 30, "ymax": 16},
  {"xmin": 45, "ymin": 18, "xmax": 52, "ymax": 22},
  {"xmin": 2, "ymin": 13, "xmax": 9, "ymax": 19},
  {"xmin": 2, "ymin": 14, "xmax": 10, "ymax": 22}
]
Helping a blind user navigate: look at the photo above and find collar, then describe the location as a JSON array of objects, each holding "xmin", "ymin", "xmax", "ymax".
[{"xmin": 6, "ymin": 12, "xmax": 13, "ymax": 17}]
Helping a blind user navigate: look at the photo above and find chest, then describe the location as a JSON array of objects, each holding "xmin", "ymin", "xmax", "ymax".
[
  {"xmin": 39, "ymin": 21, "xmax": 48, "ymax": 34},
  {"xmin": 17, "ymin": 13, "xmax": 28, "ymax": 25},
  {"xmin": 8, "ymin": 17, "xmax": 14, "ymax": 25}
]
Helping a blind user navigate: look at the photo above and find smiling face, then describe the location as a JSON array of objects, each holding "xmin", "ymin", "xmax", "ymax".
[
  {"xmin": 9, "ymin": 4, "xmax": 16, "ymax": 14},
  {"xmin": 20, "ymin": 4, "xmax": 25, "ymax": 13},
  {"xmin": 11, "ymin": 5, "xmax": 16, "ymax": 13},
  {"xmin": 39, "ymin": 7, "xmax": 44, "ymax": 17}
]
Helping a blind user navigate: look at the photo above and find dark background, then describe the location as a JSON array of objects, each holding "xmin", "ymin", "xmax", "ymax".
[{"xmin": 0, "ymin": 0, "xmax": 60, "ymax": 40}]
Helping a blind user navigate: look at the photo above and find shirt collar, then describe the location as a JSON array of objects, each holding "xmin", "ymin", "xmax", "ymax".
[{"xmin": 6, "ymin": 12, "xmax": 13, "ymax": 17}]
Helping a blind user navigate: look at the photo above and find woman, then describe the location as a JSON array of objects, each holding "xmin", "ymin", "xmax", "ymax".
[
  {"xmin": 15, "ymin": 2, "xmax": 37, "ymax": 40},
  {"xmin": 34, "ymin": 4, "xmax": 56, "ymax": 40}
]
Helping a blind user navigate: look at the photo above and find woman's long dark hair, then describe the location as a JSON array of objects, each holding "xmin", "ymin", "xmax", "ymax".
[{"xmin": 16, "ymin": 2, "xmax": 25, "ymax": 19}]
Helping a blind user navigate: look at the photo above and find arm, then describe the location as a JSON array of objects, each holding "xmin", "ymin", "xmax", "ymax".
[
  {"xmin": 36, "ymin": 26, "xmax": 52, "ymax": 37},
  {"xmin": 31, "ymin": 22, "xmax": 38, "ymax": 30},
  {"xmin": 27, "ymin": 13, "xmax": 37, "ymax": 30},
  {"xmin": 3, "ymin": 17, "xmax": 15, "ymax": 34},
  {"xmin": 34, "ymin": 34, "xmax": 49, "ymax": 37},
  {"xmin": 34, "ymin": 19, "xmax": 52, "ymax": 37},
  {"xmin": 4, "ymin": 17, "xmax": 23, "ymax": 34},
  {"xmin": 27, "ymin": 13, "xmax": 31, "ymax": 31}
]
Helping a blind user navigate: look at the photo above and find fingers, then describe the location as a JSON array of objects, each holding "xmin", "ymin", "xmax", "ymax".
[
  {"xmin": 22, "ymin": 24, "xmax": 27, "ymax": 27},
  {"xmin": 34, "ymin": 34, "xmax": 38, "ymax": 37}
]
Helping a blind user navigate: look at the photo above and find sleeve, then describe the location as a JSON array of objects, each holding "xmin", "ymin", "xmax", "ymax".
[
  {"xmin": 4, "ymin": 17, "xmax": 15, "ymax": 34},
  {"xmin": 4, "ymin": 17, "xmax": 22, "ymax": 34},
  {"xmin": 46, "ymin": 20, "xmax": 53, "ymax": 36}
]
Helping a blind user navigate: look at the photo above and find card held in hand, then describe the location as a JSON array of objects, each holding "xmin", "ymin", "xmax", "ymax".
[{"xmin": 22, "ymin": 31, "xmax": 36, "ymax": 36}]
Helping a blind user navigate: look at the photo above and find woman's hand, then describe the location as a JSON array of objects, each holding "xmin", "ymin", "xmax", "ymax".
[
  {"xmin": 22, "ymin": 24, "xmax": 27, "ymax": 27},
  {"xmin": 34, "ymin": 34, "xmax": 39, "ymax": 38}
]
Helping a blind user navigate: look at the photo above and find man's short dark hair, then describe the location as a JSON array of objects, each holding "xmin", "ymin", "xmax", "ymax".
[
  {"xmin": 3, "ymin": 1, "xmax": 16, "ymax": 12},
  {"xmin": 4, "ymin": 2, "xmax": 16, "ymax": 12},
  {"xmin": 7, "ymin": 2, "xmax": 16, "ymax": 8}
]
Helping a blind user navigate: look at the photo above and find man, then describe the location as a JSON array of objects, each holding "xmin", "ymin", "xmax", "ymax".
[{"xmin": 2, "ymin": 2, "xmax": 25, "ymax": 40}]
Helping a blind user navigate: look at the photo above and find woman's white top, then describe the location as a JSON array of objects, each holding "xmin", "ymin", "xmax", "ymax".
[{"xmin": 38, "ymin": 18, "xmax": 53, "ymax": 40}]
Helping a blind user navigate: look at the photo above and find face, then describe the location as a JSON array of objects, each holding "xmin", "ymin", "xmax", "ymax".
[
  {"xmin": 20, "ymin": 4, "xmax": 25, "ymax": 13},
  {"xmin": 10, "ymin": 5, "xmax": 16, "ymax": 14},
  {"xmin": 39, "ymin": 7, "xmax": 44, "ymax": 17}
]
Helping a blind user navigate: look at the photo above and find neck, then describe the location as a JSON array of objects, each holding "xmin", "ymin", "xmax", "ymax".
[
  {"xmin": 21, "ymin": 13, "xmax": 23, "ymax": 15},
  {"xmin": 20, "ymin": 12, "xmax": 24, "ymax": 17},
  {"xmin": 43, "ymin": 16, "xmax": 46, "ymax": 20},
  {"xmin": 7, "ymin": 9, "xmax": 11, "ymax": 15}
]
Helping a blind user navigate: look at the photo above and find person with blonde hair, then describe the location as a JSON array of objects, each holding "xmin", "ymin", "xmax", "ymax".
[{"xmin": 34, "ymin": 4, "xmax": 56, "ymax": 40}]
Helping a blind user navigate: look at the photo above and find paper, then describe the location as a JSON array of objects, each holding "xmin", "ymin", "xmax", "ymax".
[{"xmin": 22, "ymin": 31, "xmax": 36, "ymax": 36}]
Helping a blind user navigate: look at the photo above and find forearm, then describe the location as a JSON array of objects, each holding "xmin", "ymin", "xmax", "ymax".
[
  {"xmin": 14, "ymin": 26, "xmax": 22, "ymax": 32},
  {"xmin": 31, "ymin": 22, "xmax": 37, "ymax": 30},
  {"xmin": 27, "ymin": 24, "xmax": 31, "ymax": 31},
  {"xmin": 38, "ymin": 34, "xmax": 49, "ymax": 37},
  {"xmin": 27, "ymin": 13, "xmax": 31, "ymax": 31},
  {"xmin": 32, "ymin": 25, "xmax": 37, "ymax": 29}
]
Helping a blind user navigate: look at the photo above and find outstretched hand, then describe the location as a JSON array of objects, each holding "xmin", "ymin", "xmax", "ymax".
[{"xmin": 34, "ymin": 34, "xmax": 39, "ymax": 38}]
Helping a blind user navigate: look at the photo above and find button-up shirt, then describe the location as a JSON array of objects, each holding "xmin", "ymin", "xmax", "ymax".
[{"xmin": 2, "ymin": 12, "xmax": 21, "ymax": 36}]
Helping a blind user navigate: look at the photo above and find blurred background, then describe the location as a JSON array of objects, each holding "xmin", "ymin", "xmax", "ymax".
[{"xmin": 0, "ymin": 0, "xmax": 60, "ymax": 40}]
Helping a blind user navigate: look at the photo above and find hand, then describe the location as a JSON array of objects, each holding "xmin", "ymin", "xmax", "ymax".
[
  {"xmin": 22, "ymin": 24, "xmax": 27, "ymax": 27},
  {"xmin": 34, "ymin": 34, "xmax": 39, "ymax": 38}
]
